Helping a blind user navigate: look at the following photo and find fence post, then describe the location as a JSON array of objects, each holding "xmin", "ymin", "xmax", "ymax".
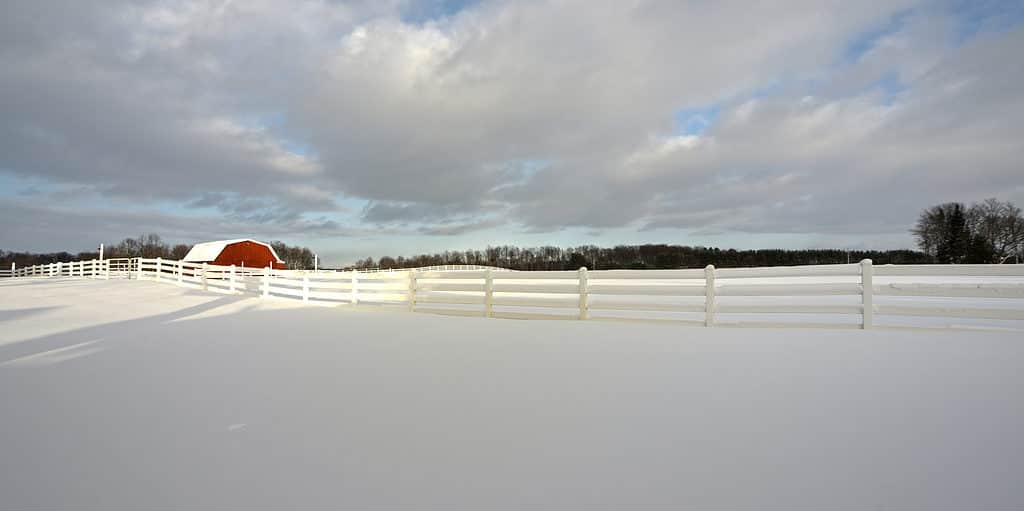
[
  {"xmin": 54, "ymin": 261, "xmax": 60, "ymax": 278},
  {"xmin": 10, "ymin": 262, "xmax": 14, "ymax": 279},
  {"xmin": 176, "ymin": 261, "xmax": 182, "ymax": 284},
  {"xmin": 201, "ymin": 263, "xmax": 208, "ymax": 291},
  {"xmin": 302, "ymin": 272, "xmax": 309, "ymax": 304},
  {"xmin": 230, "ymin": 264, "xmax": 237, "ymax": 294},
  {"xmin": 861, "ymin": 259, "xmax": 873, "ymax": 330},
  {"xmin": 156, "ymin": 257, "xmax": 162, "ymax": 282},
  {"xmin": 578, "ymin": 267, "xmax": 589, "ymax": 320},
  {"xmin": 704, "ymin": 265, "xmax": 716, "ymax": 327},
  {"xmin": 484, "ymin": 269, "xmax": 494, "ymax": 318},
  {"xmin": 262, "ymin": 266, "xmax": 270, "ymax": 298},
  {"xmin": 351, "ymin": 270, "xmax": 359, "ymax": 307},
  {"xmin": 407, "ymin": 270, "xmax": 417, "ymax": 312}
]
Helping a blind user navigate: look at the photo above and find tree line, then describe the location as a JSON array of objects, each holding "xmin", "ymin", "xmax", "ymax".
[
  {"xmin": 1, "ymin": 234, "xmax": 316, "ymax": 270},
  {"xmin": 351, "ymin": 245, "xmax": 932, "ymax": 271}
]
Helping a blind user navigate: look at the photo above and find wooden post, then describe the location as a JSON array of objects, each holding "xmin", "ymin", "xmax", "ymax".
[
  {"xmin": 136, "ymin": 259, "xmax": 143, "ymax": 280},
  {"xmin": 262, "ymin": 266, "xmax": 270, "ymax": 298},
  {"xmin": 484, "ymin": 269, "xmax": 494, "ymax": 318},
  {"xmin": 302, "ymin": 272, "xmax": 310, "ymax": 303},
  {"xmin": 351, "ymin": 270, "xmax": 359, "ymax": 307},
  {"xmin": 578, "ymin": 267, "xmax": 589, "ymax": 320},
  {"xmin": 10, "ymin": 262, "xmax": 14, "ymax": 278},
  {"xmin": 176, "ymin": 261, "xmax": 182, "ymax": 284},
  {"xmin": 156, "ymin": 257, "xmax": 162, "ymax": 282},
  {"xmin": 861, "ymin": 259, "xmax": 873, "ymax": 330},
  {"xmin": 201, "ymin": 263, "xmax": 208, "ymax": 291},
  {"xmin": 230, "ymin": 264, "xmax": 237, "ymax": 294},
  {"xmin": 704, "ymin": 265, "xmax": 716, "ymax": 327},
  {"xmin": 105, "ymin": 259, "xmax": 111, "ymax": 280},
  {"xmin": 408, "ymin": 270, "xmax": 417, "ymax": 312}
]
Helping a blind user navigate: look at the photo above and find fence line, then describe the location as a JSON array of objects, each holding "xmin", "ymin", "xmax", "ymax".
[{"xmin": 4, "ymin": 258, "xmax": 1024, "ymax": 331}]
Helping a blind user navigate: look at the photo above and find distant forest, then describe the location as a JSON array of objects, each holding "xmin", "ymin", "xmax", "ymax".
[
  {"xmin": 351, "ymin": 245, "xmax": 932, "ymax": 271},
  {"xmin": 1, "ymin": 239, "xmax": 930, "ymax": 271},
  {"xmin": 0, "ymin": 234, "xmax": 315, "ymax": 270}
]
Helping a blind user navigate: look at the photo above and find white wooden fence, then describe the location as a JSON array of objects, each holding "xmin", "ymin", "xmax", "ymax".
[{"xmin": 4, "ymin": 258, "xmax": 1024, "ymax": 331}]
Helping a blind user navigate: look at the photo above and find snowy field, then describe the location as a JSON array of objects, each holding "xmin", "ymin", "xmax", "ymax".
[{"xmin": 2, "ymin": 278, "xmax": 1023, "ymax": 510}]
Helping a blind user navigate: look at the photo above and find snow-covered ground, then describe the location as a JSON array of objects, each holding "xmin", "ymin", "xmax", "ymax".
[{"xmin": 2, "ymin": 278, "xmax": 1023, "ymax": 510}]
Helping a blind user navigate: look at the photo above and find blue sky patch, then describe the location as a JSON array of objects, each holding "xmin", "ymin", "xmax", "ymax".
[
  {"xmin": 400, "ymin": 0, "xmax": 481, "ymax": 24},
  {"xmin": 842, "ymin": 9, "xmax": 915, "ymax": 64},
  {"xmin": 673, "ymin": 105, "xmax": 721, "ymax": 136}
]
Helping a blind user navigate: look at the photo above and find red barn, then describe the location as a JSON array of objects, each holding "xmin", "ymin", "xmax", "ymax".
[{"xmin": 183, "ymin": 239, "xmax": 286, "ymax": 269}]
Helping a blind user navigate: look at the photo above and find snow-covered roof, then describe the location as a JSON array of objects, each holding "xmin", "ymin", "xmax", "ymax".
[{"xmin": 182, "ymin": 239, "xmax": 283, "ymax": 263}]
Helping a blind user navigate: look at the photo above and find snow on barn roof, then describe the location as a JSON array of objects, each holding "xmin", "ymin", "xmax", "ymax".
[{"xmin": 182, "ymin": 239, "xmax": 283, "ymax": 263}]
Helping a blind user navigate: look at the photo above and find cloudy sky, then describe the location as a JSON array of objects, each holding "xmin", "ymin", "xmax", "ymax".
[{"xmin": 1, "ymin": 0, "xmax": 1022, "ymax": 264}]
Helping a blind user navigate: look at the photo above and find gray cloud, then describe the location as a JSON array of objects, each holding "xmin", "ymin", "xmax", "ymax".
[
  {"xmin": 0, "ymin": 197, "xmax": 380, "ymax": 253},
  {"xmin": 1, "ymin": 0, "xmax": 1022, "ymax": 260}
]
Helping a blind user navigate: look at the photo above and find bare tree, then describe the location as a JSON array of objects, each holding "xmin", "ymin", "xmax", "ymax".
[
  {"xmin": 170, "ymin": 244, "xmax": 192, "ymax": 260},
  {"xmin": 912, "ymin": 204, "xmax": 952, "ymax": 259},
  {"xmin": 968, "ymin": 198, "xmax": 1024, "ymax": 263}
]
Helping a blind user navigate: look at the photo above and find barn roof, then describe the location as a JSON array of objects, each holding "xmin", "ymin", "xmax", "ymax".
[{"xmin": 182, "ymin": 239, "xmax": 284, "ymax": 264}]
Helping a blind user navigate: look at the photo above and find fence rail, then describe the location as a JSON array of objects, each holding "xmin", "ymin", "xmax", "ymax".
[{"xmin": 4, "ymin": 258, "xmax": 1024, "ymax": 331}]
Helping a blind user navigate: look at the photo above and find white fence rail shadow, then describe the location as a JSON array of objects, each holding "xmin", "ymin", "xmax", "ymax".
[{"xmin": 4, "ymin": 258, "xmax": 1024, "ymax": 331}]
